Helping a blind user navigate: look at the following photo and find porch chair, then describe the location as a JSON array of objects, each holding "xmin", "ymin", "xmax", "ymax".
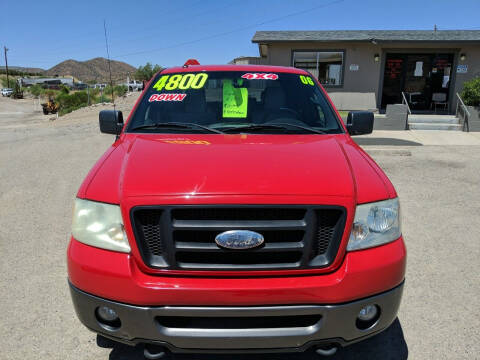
[{"xmin": 431, "ymin": 93, "xmax": 448, "ymax": 112}]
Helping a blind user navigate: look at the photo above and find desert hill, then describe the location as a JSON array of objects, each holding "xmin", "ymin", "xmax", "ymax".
[{"xmin": 44, "ymin": 57, "xmax": 136, "ymax": 82}]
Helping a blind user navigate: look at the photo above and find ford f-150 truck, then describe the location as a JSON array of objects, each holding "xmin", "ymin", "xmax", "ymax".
[{"xmin": 68, "ymin": 63, "xmax": 406, "ymax": 358}]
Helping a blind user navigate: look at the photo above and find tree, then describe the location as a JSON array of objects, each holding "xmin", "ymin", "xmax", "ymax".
[{"xmin": 134, "ymin": 62, "xmax": 162, "ymax": 81}]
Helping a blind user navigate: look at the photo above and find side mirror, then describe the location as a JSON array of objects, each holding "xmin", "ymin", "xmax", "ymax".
[
  {"xmin": 99, "ymin": 110, "xmax": 124, "ymax": 135},
  {"xmin": 346, "ymin": 111, "xmax": 374, "ymax": 135}
]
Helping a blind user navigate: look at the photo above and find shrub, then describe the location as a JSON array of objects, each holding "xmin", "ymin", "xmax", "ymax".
[
  {"xmin": 461, "ymin": 77, "xmax": 480, "ymax": 106},
  {"xmin": 60, "ymin": 85, "xmax": 70, "ymax": 94},
  {"xmin": 103, "ymin": 84, "xmax": 127, "ymax": 99},
  {"xmin": 96, "ymin": 91, "xmax": 109, "ymax": 104},
  {"xmin": 56, "ymin": 91, "xmax": 89, "ymax": 115},
  {"xmin": 44, "ymin": 89, "xmax": 59, "ymax": 100},
  {"xmin": 114, "ymin": 85, "xmax": 128, "ymax": 97},
  {"xmin": 90, "ymin": 88, "xmax": 100, "ymax": 97},
  {"xmin": 0, "ymin": 75, "xmax": 17, "ymax": 88},
  {"xmin": 29, "ymin": 84, "xmax": 44, "ymax": 97}
]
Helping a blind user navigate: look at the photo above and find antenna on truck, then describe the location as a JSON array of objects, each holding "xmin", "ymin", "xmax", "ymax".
[{"xmin": 103, "ymin": 20, "xmax": 116, "ymax": 112}]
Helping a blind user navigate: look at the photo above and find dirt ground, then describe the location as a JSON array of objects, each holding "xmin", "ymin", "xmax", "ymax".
[{"xmin": 0, "ymin": 94, "xmax": 479, "ymax": 359}]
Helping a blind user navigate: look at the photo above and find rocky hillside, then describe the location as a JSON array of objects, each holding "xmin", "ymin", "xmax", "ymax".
[{"xmin": 44, "ymin": 57, "xmax": 136, "ymax": 82}]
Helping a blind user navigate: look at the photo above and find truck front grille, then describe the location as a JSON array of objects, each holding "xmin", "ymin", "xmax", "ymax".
[{"xmin": 131, "ymin": 206, "xmax": 346, "ymax": 271}]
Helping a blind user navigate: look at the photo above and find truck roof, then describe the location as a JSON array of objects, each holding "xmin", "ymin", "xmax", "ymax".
[{"xmin": 161, "ymin": 64, "xmax": 309, "ymax": 75}]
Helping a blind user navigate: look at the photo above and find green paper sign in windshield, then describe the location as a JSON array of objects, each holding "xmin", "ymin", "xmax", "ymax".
[{"xmin": 223, "ymin": 80, "xmax": 248, "ymax": 118}]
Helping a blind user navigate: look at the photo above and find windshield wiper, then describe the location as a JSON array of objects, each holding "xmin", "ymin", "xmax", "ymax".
[
  {"xmin": 267, "ymin": 123, "xmax": 327, "ymax": 134},
  {"xmin": 219, "ymin": 123, "xmax": 326, "ymax": 134},
  {"xmin": 130, "ymin": 122, "xmax": 224, "ymax": 134}
]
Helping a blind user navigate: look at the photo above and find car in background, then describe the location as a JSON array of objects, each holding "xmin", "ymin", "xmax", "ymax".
[
  {"xmin": 73, "ymin": 83, "xmax": 88, "ymax": 90},
  {"xmin": 126, "ymin": 80, "xmax": 144, "ymax": 92},
  {"xmin": 127, "ymin": 80, "xmax": 143, "ymax": 91},
  {"xmin": 1, "ymin": 88, "xmax": 13, "ymax": 97}
]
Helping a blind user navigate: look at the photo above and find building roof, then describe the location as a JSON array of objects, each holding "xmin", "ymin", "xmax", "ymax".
[
  {"xmin": 252, "ymin": 30, "xmax": 480, "ymax": 43},
  {"xmin": 228, "ymin": 56, "xmax": 266, "ymax": 65}
]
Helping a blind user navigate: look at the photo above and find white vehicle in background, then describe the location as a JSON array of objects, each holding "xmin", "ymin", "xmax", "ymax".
[
  {"xmin": 94, "ymin": 84, "xmax": 107, "ymax": 90},
  {"xmin": 126, "ymin": 80, "xmax": 143, "ymax": 92},
  {"xmin": 1, "ymin": 88, "xmax": 13, "ymax": 97}
]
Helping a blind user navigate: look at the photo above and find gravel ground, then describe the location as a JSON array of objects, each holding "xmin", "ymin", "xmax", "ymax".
[{"xmin": 0, "ymin": 95, "xmax": 479, "ymax": 359}]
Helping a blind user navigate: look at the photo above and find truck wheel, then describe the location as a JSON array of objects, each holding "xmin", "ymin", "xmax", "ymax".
[{"xmin": 43, "ymin": 109, "xmax": 49, "ymax": 115}]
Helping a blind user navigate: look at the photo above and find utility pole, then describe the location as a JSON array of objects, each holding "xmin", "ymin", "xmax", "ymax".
[{"xmin": 3, "ymin": 46, "xmax": 9, "ymax": 88}]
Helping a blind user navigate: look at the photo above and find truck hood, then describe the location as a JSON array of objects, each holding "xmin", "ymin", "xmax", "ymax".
[{"xmin": 83, "ymin": 134, "xmax": 393, "ymax": 202}]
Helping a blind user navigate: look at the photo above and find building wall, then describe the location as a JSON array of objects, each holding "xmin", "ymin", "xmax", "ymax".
[
  {"xmin": 450, "ymin": 44, "xmax": 480, "ymax": 98},
  {"xmin": 266, "ymin": 42, "xmax": 381, "ymax": 110},
  {"xmin": 263, "ymin": 41, "xmax": 480, "ymax": 111}
]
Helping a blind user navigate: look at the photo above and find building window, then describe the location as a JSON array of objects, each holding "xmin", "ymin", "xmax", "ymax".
[{"xmin": 293, "ymin": 51, "xmax": 344, "ymax": 86}]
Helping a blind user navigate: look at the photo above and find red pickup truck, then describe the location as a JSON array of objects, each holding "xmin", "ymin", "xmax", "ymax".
[{"xmin": 68, "ymin": 64, "xmax": 406, "ymax": 358}]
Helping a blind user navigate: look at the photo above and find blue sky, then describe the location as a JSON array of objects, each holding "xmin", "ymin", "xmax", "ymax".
[{"xmin": 2, "ymin": 0, "xmax": 479, "ymax": 69}]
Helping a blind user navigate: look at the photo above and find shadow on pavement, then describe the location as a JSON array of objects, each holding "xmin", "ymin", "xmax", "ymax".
[
  {"xmin": 100, "ymin": 318, "xmax": 407, "ymax": 360},
  {"xmin": 353, "ymin": 138, "xmax": 422, "ymax": 146}
]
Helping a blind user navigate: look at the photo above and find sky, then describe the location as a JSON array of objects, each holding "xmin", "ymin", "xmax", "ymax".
[{"xmin": 1, "ymin": 0, "xmax": 479, "ymax": 69}]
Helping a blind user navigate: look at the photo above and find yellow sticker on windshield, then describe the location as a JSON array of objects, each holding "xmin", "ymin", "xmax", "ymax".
[
  {"xmin": 299, "ymin": 75, "xmax": 314, "ymax": 86},
  {"xmin": 153, "ymin": 73, "xmax": 208, "ymax": 91},
  {"xmin": 222, "ymin": 80, "xmax": 248, "ymax": 118}
]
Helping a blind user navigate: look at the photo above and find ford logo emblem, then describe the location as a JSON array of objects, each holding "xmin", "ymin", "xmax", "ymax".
[{"xmin": 215, "ymin": 230, "xmax": 264, "ymax": 250}]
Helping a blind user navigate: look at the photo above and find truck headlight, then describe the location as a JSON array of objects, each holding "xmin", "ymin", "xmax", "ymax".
[
  {"xmin": 347, "ymin": 198, "xmax": 401, "ymax": 251},
  {"xmin": 72, "ymin": 198, "xmax": 130, "ymax": 253}
]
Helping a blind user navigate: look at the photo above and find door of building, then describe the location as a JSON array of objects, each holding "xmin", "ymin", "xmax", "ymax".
[{"xmin": 381, "ymin": 53, "xmax": 454, "ymax": 112}]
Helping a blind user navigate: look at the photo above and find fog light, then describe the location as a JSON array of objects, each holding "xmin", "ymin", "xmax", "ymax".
[
  {"xmin": 95, "ymin": 306, "xmax": 121, "ymax": 330},
  {"xmin": 356, "ymin": 304, "xmax": 380, "ymax": 330},
  {"xmin": 358, "ymin": 305, "xmax": 378, "ymax": 321},
  {"xmin": 97, "ymin": 306, "xmax": 118, "ymax": 322}
]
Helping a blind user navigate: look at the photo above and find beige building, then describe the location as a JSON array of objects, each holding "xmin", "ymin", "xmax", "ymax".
[{"xmin": 251, "ymin": 30, "xmax": 480, "ymax": 112}]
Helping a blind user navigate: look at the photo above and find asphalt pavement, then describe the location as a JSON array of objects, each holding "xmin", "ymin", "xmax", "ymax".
[{"xmin": 0, "ymin": 95, "xmax": 479, "ymax": 359}]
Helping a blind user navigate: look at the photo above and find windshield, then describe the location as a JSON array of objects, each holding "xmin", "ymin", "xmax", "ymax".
[{"xmin": 127, "ymin": 71, "xmax": 343, "ymax": 134}]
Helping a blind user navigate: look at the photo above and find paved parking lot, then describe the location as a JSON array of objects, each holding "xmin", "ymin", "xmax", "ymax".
[{"xmin": 0, "ymin": 96, "xmax": 479, "ymax": 359}]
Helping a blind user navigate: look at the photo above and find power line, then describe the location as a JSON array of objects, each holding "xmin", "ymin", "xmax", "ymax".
[
  {"xmin": 5, "ymin": 0, "xmax": 253, "ymax": 64},
  {"xmin": 113, "ymin": 0, "xmax": 345, "ymax": 59},
  {"xmin": 108, "ymin": 0, "xmax": 245, "ymax": 47},
  {"xmin": 7, "ymin": 0, "xmax": 346, "ymax": 67}
]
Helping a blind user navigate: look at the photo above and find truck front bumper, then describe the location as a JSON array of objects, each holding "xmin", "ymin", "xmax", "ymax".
[{"xmin": 69, "ymin": 281, "xmax": 404, "ymax": 352}]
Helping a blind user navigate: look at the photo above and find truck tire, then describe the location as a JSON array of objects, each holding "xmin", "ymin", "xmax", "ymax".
[{"xmin": 43, "ymin": 108, "xmax": 49, "ymax": 115}]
